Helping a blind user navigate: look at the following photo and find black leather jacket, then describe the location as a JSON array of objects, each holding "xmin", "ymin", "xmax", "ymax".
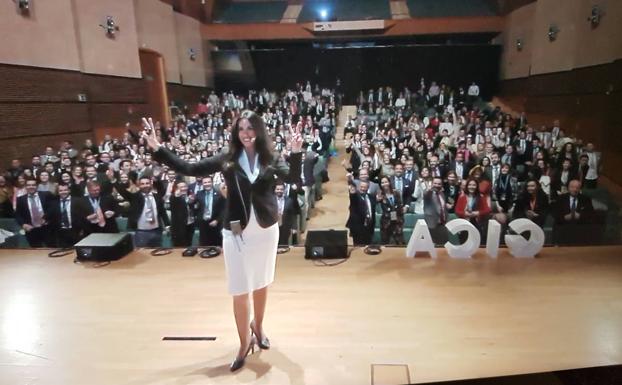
[{"xmin": 154, "ymin": 148, "xmax": 302, "ymax": 230}]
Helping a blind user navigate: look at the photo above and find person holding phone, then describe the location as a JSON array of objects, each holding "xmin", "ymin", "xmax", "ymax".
[{"xmin": 141, "ymin": 111, "xmax": 303, "ymax": 372}]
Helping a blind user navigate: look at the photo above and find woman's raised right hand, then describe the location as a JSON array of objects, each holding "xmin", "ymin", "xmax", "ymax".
[{"xmin": 141, "ymin": 117, "xmax": 161, "ymax": 152}]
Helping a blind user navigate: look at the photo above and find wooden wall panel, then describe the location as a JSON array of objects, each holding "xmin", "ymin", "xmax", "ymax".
[
  {"xmin": 0, "ymin": 65, "xmax": 85, "ymax": 103},
  {"xmin": 167, "ymin": 83, "xmax": 209, "ymax": 107},
  {"xmin": 0, "ymin": 104, "xmax": 90, "ymax": 139},
  {"xmin": 497, "ymin": 59, "xmax": 622, "ymax": 185}
]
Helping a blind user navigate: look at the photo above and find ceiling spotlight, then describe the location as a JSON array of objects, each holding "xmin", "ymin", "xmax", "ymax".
[
  {"xmin": 516, "ymin": 38, "xmax": 523, "ymax": 51},
  {"xmin": 547, "ymin": 24, "xmax": 559, "ymax": 41},
  {"xmin": 99, "ymin": 16, "xmax": 120, "ymax": 37},
  {"xmin": 588, "ymin": 5, "xmax": 602, "ymax": 27}
]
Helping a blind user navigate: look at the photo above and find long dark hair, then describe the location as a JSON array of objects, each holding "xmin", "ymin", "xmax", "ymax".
[{"xmin": 229, "ymin": 110, "xmax": 273, "ymax": 167}]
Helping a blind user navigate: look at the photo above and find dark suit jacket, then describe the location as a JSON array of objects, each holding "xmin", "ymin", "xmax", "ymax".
[
  {"xmin": 443, "ymin": 183, "xmax": 461, "ymax": 213},
  {"xmin": 550, "ymin": 169, "xmax": 577, "ymax": 201},
  {"xmin": 169, "ymin": 195, "xmax": 197, "ymax": 233},
  {"xmin": 114, "ymin": 185, "xmax": 169, "ymax": 230},
  {"xmin": 15, "ymin": 191, "xmax": 54, "ymax": 227},
  {"xmin": 195, "ymin": 188, "xmax": 225, "ymax": 225},
  {"xmin": 423, "ymin": 190, "xmax": 448, "ymax": 229},
  {"xmin": 75, "ymin": 194, "xmax": 120, "ymax": 234},
  {"xmin": 389, "ymin": 176, "xmax": 412, "ymax": 206},
  {"xmin": 302, "ymin": 153, "xmax": 319, "ymax": 187},
  {"xmin": 346, "ymin": 192, "xmax": 376, "ymax": 234},
  {"xmin": 47, "ymin": 196, "xmax": 84, "ymax": 234},
  {"xmin": 553, "ymin": 193, "xmax": 594, "ymax": 225},
  {"xmin": 514, "ymin": 191, "xmax": 550, "ymax": 227},
  {"xmin": 449, "ymin": 161, "xmax": 472, "ymax": 180},
  {"xmin": 153, "ymin": 148, "xmax": 302, "ymax": 231}
]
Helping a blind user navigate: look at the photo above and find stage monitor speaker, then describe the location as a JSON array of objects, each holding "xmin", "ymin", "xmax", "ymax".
[
  {"xmin": 304, "ymin": 229, "xmax": 348, "ymax": 259},
  {"xmin": 74, "ymin": 233, "xmax": 133, "ymax": 262}
]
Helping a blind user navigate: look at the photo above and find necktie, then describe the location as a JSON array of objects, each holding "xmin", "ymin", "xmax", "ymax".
[
  {"xmin": 61, "ymin": 199, "xmax": 70, "ymax": 228},
  {"xmin": 396, "ymin": 178, "xmax": 402, "ymax": 191},
  {"xmin": 436, "ymin": 192, "xmax": 446, "ymax": 223},
  {"xmin": 571, "ymin": 197, "xmax": 576, "ymax": 212},
  {"xmin": 204, "ymin": 192, "xmax": 212, "ymax": 220},
  {"xmin": 29, "ymin": 195, "xmax": 43, "ymax": 227}
]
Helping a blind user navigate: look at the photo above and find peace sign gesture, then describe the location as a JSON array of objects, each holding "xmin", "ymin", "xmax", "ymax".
[
  {"xmin": 288, "ymin": 121, "xmax": 304, "ymax": 153},
  {"xmin": 141, "ymin": 117, "xmax": 161, "ymax": 152}
]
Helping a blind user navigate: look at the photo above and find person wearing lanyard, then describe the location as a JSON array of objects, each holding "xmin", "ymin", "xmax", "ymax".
[
  {"xmin": 377, "ymin": 176, "xmax": 406, "ymax": 245},
  {"xmin": 494, "ymin": 164, "xmax": 515, "ymax": 212},
  {"xmin": 424, "ymin": 176, "xmax": 450, "ymax": 245},
  {"xmin": 51, "ymin": 183, "xmax": 83, "ymax": 247},
  {"xmin": 113, "ymin": 176, "xmax": 170, "ymax": 248},
  {"xmin": 78, "ymin": 181, "xmax": 119, "ymax": 235},
  {"xmin": 15, "ymin": 178, "xmax": 53, "ymax": 247},
  {"xmin": 456, "ymin": 178, "xmax": 491, "ymax": 233},
  {"xmin": 196, "ymin": 175, "xmax": 225, "ymax": 247}
]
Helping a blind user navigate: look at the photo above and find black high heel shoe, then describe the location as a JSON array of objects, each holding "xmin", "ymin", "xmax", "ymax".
[
  {"xmin": 229, "ymin": 337, "xmax": 256, "ymax": 372},
  {"xmin": 250, "ymin": 321, "xmax": 270, "ymax": 350}
]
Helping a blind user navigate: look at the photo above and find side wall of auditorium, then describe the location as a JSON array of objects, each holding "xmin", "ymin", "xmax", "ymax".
[
  {"xmin": 0, "ymin": 0, "xmax": 214, "ymax": 166},
  {"xmin": 498, "ymin": 0, "xmax": 622, "ymax": 184}
]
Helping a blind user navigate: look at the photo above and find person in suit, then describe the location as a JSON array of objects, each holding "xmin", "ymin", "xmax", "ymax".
[
  {"xmin": 169, "ymin": 181, "xmax": 197, "ymax": 247},
  {"xmin": 114, "ymin": 176, "xmax": 169, "ymax": 247},
  {"xmin": 15, "ymin": 178, "xmax": 54, "ymax": 247},
  {"xmin": 195, "ymin": 175, "xmax": 225, "ymax": 247},
  {"xmin": 377, "ymin": 176, "xmax": 405, "ymax": 245},
  {"xmin": 76, "ymin": 180, "xmax": 119, "ymax": 235},
  {"xmin": 301, "ymin": 147, "xmax": 319, "ymax": 218},
  {"xmin": 346, "ymin": 180, "xmax": 376, "ymax": 245},
  {"xmin": 444, "ymin": 171, "xmax": 461, "ymax": 213},
  {"xmin": 553, "ymin": 179, "xmax": 595, "ymax": 245},
  {"xmin": 274, "ymin": 181, "xmax": 299, "ymax": 246},
  {"xmin": 448, "ymin": 152, "xmax": 472, "ymax": 181},
  {"xmin": 48, "ymin": 183, "xmax": 84, "ymax": 247},
  {"xmin": 390, "ymin": 162, "xmax": 412, "ymax": 209},
  {"xmin": 424, "ymin": 176, "xmax": 450, "ymax": 244},
  {"xmin": 514, "ymin": 179, "xmax": 550, "ymax": 227}
]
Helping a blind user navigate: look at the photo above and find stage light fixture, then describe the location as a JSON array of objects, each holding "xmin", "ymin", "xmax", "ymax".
[
  {"xmin": 319, "ymin": 8, "xmax": 328, "ymax": 20},
  {"xmin": 99, "ymin": 16, "xmax": 120, "ymax": 37},
  {"xmin": 188, "ymin": 48, "xmax": 197, "ymax": 61},
  {"xmin": 516, "ymin": 38, "xmax": 523, "ymax": 51},
  {"xmin": 588, "ymin": 5, "xmax": 602, "ymax": 27},
  {"xmin": 547, "ymin": 24, "xmax": 559, "ymax": 41}
]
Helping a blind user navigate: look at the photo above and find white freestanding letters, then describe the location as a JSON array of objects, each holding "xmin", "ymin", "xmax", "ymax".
[
  {"xmin": 444, "ymin": 219, "xmax": 480, "ymax": 258},
  {"xmin": 486, "ymin": 219, "xmax": 502, "ymax": 258},
  {"xmin": 406, "ymin": 219, "xmax": 437, "ymax": 258},
  {"xmin": 504, "ymin": 218, "xmax": 545, "ymax": 258}
]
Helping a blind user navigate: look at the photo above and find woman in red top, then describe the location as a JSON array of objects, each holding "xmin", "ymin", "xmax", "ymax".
[{"xmin": 455, "ymin": 178, "xmax": 491, "ymax": 227}]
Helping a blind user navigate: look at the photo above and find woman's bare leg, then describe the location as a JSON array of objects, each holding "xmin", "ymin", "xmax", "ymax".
[
  {"xmin": 252, "ymin": 286, "xmax": 268, "ymax": 337},
  {"xmin": 233, "ymin": 293, "xmax": 252, "ymax": 357}
]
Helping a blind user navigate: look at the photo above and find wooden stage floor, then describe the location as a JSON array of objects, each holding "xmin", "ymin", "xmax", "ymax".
[{"xmin": 1, "ymin": 246, "xmax": 621, "ymax": 385}]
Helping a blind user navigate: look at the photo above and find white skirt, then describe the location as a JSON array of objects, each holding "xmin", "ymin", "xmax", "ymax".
[{"xmin": 222, "ymin": 204, "xmax": 279, "ymax": 296}]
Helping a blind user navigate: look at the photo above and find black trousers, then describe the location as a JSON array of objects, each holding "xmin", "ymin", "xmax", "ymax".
[
  {"xmin": 198, "ymin": 220, "xmax": 222, "ymax": 247},
  {"xmin": 55, "ymin": 228, "xmax": 81, "ymax": 248},
  {"xmin": 172, "ymin": 223, "xmax": 195, "ymax": 247},
  {"xmin": 278, "ymin": 224, "xmax": 292, "ymax": 246},
  {"xmin": 25, "ymin": 226, "xmax": 52, "ymax": 247}
]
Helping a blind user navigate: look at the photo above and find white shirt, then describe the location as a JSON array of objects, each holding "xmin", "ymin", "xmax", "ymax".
[
  {"xmin": 240, "ymin": 151, "xmax": 260, "ymax": 183},
  {"xmin": 586, "ymin": 152, "xmax": 598, "ymax": 180},
  {"xmin": 26, "ymin": 193, "xmax": 44, "ymax": 227},
  {"xmin": 137, "ymin": 193, "xmax": 159, "ymax": 230}
]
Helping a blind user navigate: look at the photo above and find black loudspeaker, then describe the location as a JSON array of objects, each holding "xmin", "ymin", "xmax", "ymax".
[
  {"xmin": 304, "ymin": 229, "xmax": 348, "ymax": 259},
  {"xmin": 74, "ymin": 233, "xmax": 134, "ymax": 261}
]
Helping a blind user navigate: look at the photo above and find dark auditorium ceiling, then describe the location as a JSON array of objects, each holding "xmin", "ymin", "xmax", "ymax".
[{"xmin": 160, "ymin": 0, "xmax": 538, "ymax": 23}]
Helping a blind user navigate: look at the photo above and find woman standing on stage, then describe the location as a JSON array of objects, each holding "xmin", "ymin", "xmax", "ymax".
[{"xmin": 142, "ymin": 111, "xmax": 303, "ymax": 371}]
